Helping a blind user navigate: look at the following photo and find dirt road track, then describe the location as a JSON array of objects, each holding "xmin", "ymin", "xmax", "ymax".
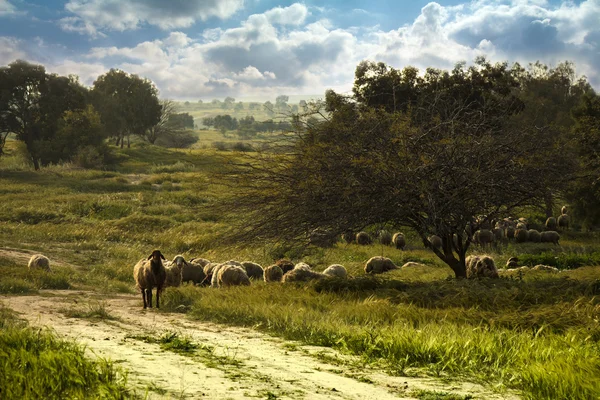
[{"xmin": 1, "ymin": 291, "xmax": 519, "ymax": 399}]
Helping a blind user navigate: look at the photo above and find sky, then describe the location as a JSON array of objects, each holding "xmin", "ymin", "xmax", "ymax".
[{"xmin": 0, "ymin": 0, "xmax": 599, "ymax": 101}]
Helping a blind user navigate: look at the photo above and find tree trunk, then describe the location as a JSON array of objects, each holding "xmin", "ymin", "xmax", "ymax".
[
  {"xmin": 120, "ymin": 133, "xmax": 125, "ymax": 149},
  {"xmin": 448, "ymin": 257, "xmax": 467, "ymax": 278},
  {"xmin": 115, "ymin": 136, "xmax": 121, "ymax": 146},
  {"xmin": 127, "ymin": 135, "xmax": 130, "ymax": 148},
  {"xmin": 544, "ymin": 191, "xmax": 554, "ymax": 218},
  {"xmin": 32, "ymin": 156, "xmax": 40, "ymax": 171}
]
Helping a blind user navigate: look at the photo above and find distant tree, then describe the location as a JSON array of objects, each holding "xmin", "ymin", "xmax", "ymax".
[
  {"xmin": 169, "ymin": 113, "xmax": 194, "ymax": 129},
  {"xmin": 213, "ymin": 114, "xmax": 238, "ymax": 134},
  {"xmin": 291, "ymin": 104, "xmax": 299, "ymax": 113},
  {"xmin": 145, "ymin": 100, "xmax": 176, "ymax": 144},
  {"xmin": 263, "ymin": 101, "xmax": 274, "ymax": 116},
  {"xmin": 211, "ymin": 99, "xmax": 221, "ymax": 107},
  {"xmin": 275, "ymin": 95, "xmax": 289, "ymax": 110},
  {"xmin": 220, "ymin": 59, "xmax": 565, "ymax": 278},
  {"xmin": 223, "ymin": 96, "xmax": 235, "ymax": 109},
  {"xmin": 299, "ymin": 100, "xmax": 307, "ymax": 111},
  {"xmin": 92, "ymin": 69, "xmax": 161, "ymax": 148},
  {"xmin": 235, "ymin": 102, "xmax": 244, "ymax": 111},
  {"xmin": 202, "ymin": 116, "xmax": 215, "ymax": 128},
  {"xmin": 248, "ymin": 102, "xmax": 261, "ymax": 111},
  {"xmin": 197, "ymin": 99, "xmax": 203, "ymax": 104},
  {"xmin": 184, "ymin": 101, "xmax": 190, "ymax": 106}
]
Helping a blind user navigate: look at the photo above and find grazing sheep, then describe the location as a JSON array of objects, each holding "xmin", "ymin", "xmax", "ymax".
[
  {"xmin": 217, "ymin": 265, "xmax": 251, "ymax": 287},
  {"xmin": 540, "ymin": 231, "xmax": 560, "ymax": 245},
  {"xmin": 515, "ymin": 229, "xmax": 528, "ymax": 243},
  {"xmin": 558, "ymin": 214, "xmax": 570, "ymax": 230},
  {"xmin": 182, "ymin": 260, "xmax": 207, "ymax": 285},
  {"xmin": 189, "ymin": 257, "xmax": 211, "ymax": 267},
  {"xmin": 428, "ymin": 235, "xmax": 443, "ymax": 251},
  {"xmin": 276, "ymin": 259, "xmax": 295, "ymax": 274},
  {"xmin": 545, "ymin": 217, "xmax": 557, "ymax": 231},
  {"xmin": 264, "ymin": 265, "xmax": 284, "ymax": 282},
  {"xmin": 364, "ymin": 256, "xmax": 398, "ymax": 274},
  {"xmin": 241, "ymin": 261, "xmax": 264, "ymax": 280},
  {"xmin": 527, "ymin": 229, "xmax": 541, "ymax": 243},
  {"xmin": 322, "ymin": 264, "xmax": 347, "ymax": 278},
  {"xmin": 466, "ymin": 255, "xmax": 499, "ymax": 279},
  {"xmin": 282, "ymin": 268, "xmax": 325, "ymax": 283},
  {"xmin": 133, "ymin": 250, "xmax": 167, "ymax": 309},
  {"xmin": 211, "ymin": 261, "xmax": 242, "ymax": 288},
  {"xmin": 506, "ymin": 226, "xmax": 516, "ymax": 239},
  {"xmin": 294, "ymin": 262, "xmax": 312, "ymax": 271},
  {"xmin": 401, "ymin": 262, "xmax": 426, "ymax": 268},
  {"xmin": 356, "ymin": 231, "xmax": 372, "ymax": 245},
  {"xmin": 474, "ymin": 230, "xmax": 494, "ymax": 247},
  {"xmin": 532, "ymin": 264, "xmax": 559, "ymax": 272},
  {"xmin": 506, "ymin": 257, "xmax": 519, "ymax": 268},
  {"xmin": 561, "ymin": 205, "xmax": 568, "ymax": 215},
  {"xmin": 379, "ymin": 230, "xmax": 392, "ymax": 245},
  {"xmin": 392, "ymin": 233, "xmax": 406, "ymax": 250},
  {"xmin": 516, "ymin": 222, "xmax": 527, "ymax": 230},
  {"xmin": 28, "ymin": 254, "xmax": 50, "ymax": 272},
  {"xmin": 492, "ymin": 228, "xmax": 505, "ymax": 242}
]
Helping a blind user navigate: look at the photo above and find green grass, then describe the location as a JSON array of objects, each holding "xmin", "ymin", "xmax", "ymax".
[
  {"xmin": 0, "ymin": 304, "xmax": 130, "ymax": 399},
  {"xmin": 2, "ymin": 138, "xmax": 600, "ymax": 399},
  {"xmin": 60, "ymin": 301, "xmax": 120, "ymax": 321}
]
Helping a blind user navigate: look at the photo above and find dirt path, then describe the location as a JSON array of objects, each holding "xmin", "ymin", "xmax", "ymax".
[{"xmin": 1, "ymin": 291, "xmax": 519, "ymax": 399}]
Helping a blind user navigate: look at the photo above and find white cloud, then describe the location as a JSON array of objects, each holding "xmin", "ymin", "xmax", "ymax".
[
  {"xmin": 61, "ymin": 0, "xmax": 244, "ymax": 35},
  {"xmin": 0, "ymin": 37, "xmax": 26, "ymax": 65},
  {"xmin": 265, "ymin": 3, "xmax": 308, "ymax": 26},
  {"xmin": 0, "ymin": 0, "xmax": 16, "ymax": 16}
]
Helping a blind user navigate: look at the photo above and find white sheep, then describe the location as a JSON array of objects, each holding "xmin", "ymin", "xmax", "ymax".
[
  {"xmin": 28, "ymin": 254, "xmax": 50, "ymax": 272},
  {"xmin": 211, "ymin": 260, "xmax": 242, "ymax": 288},
  {"xmin": 392, "ymin": 232, "xmax": 406, "ymax": 250},
  {"xmin": 133, "ymin": 250, "xmax": 167, "ymax": 309},
  {"xmin": 164, "ymin": 254, "xmax": 187, "ymax": 287},
  {"xmin": 379, "ymin": 230, "xmax": 392, "ymax": 245},
  {"xmin": 294, "ymin": 262, "xmax": 312, "ymax": 271},
  {"xmin": 264, "ymin": 265, "xmax": 284, "ymax": 282},
  {"xmin": 545, "ymin": 217, "xmax": 557, "ymax": 230},
  {"xmin": 364, "ymin": 256, "xmax": 398, "ymax": 274},
  {"xmin": 322, "ymin": 264, "xmax": 347, "ymax": 278},
  {"xmin": 466, "ymin": 255, "xmax": 499, "ymax": 279},
  {"xmin": 532, "ymin": 264, "xmax": 559, "ymax": 272},
  {"xmin": 217, "ymin": 265, "xmax": 251, "ymax": 287},
  {"xmin": 401, "ymin": 262, "xmax": 426, "ymax": 268},
  {"xmin": 282, "ymin": 268, "xmax": 325, "ymax": 282},
  {"xmin": 558, "ymin": 214, "xmax": 570, "ymax": 230},
  {"xmin": 182, "ymin": 260, "xmax": 207, "ymax": 285},
  {"xmin": 540, "ymin": 231, "xmax": 560, "ymax": 245},
  {"xmin": 527, "ymin": 229, "xmax": 541, "ymax": 243},
  {"xmin": 241, "ymin": 261, "xmax": 264, "ymax": 280}
]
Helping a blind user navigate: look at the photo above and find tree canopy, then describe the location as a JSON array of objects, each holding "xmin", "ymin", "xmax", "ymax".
[{"xmin": 219, "ymin": 58, "xmax": 584, "ymax": 277}]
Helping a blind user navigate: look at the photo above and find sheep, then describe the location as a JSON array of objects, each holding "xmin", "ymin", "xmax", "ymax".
[
  {"xmin": 506, "ymin": 226, "xmax": 516, "ymax": 239},
  {"xmin": 540, "ymin": 231, "xmax": 560, "ymax": 245},
  {"xmin": 474, "ymin": 230, "xmax": 494, "ymax": 247},
  {"xmin": 133, "ymin": 250, "xmax": 167, "ymax": 309},
  {"xmin": 282, "ymin": 267, "xmax": 325, "ymax": 283},
  {"xmin": 189, "ymin": 257, "xmax": 211, "ymax": 267},
  {"xmin": 561, "ymin": 205, "xmax": 568, "ymax": 215},
  {"xmin": 164, "ymin": 254, "xmax": 187, "ymax": 287},
  {"xmin": 516, "ymin": 222, "xmax": 527, "ymax": 230},
  {"xmin": 506, "ymin": 257, "xmax": 519, "ymax": 268},
  {"xmin": 379, "ymin": 230, "xmax": 392, "ymax": 246},
  {"xmin": 466, "ymin": 255, "xmax": 499, "ymax": 279},
  {"xmin": 364, "ymin": 256, "xmax": 398, "ymax": 274},
  {"xmin": 402, "ymin": 262, "xmax": 426, "ymax": 268},
  {"xmin": 322, "ymin": 264, "xmax": 347, "ymax": 278},
  {"xmin": 492, "ymin": 228, "xmax": 505, "ymax": 242},
  {"xmin": 545, "ymin": 217, "xmax": 557, "ymax": 231},
  {"xmin": 558, "ymin": 214, "xmax": 570, "ymax": 230},
  {"xmin": 294, "ymin": 262, "xmax": 312, "ymax": 271},
  {"xmin": 527, "ymin": 229, "xmax": 541, "ymax": 243},
  {"xmin": 264, "ymin": 265, "xmax": 284, "ymax": 282},
  {"xmin": 182, "ymin": 260, "xmax": 207, "ymax": 285},
  {"xmin": 356, "ymin": 231, "xmax": 372, "ymax": 245},
  {"xmin": 28, "ymin": 254, "xmax": 50, "ymax": 272},
  {"xmin": 515, "ymin": 229, "xmax": 528, "ymax": 243},
  {"xmin": 532, "ymin": 264, "xmax": 559, "ymax": 272},
  {"xmin": 217, "ymin": 265, "xmax": 251, "ymax": 287},
  {"xmin": 392, "ymin": 232, "xmax": 406, "ymax": 250},
  {"xmin": 211, "ymin": 260, "xmax": 242, "ymax": 288},
  {"xmin": 428, "ymin": 235, "xmax": 443, "ymax": 251},
  {"xmin": 275, "ymin": 259, "xmax": 295, "ymax": 275},
  {"xmin": 241, "ymin": 261, "xmax": 264, "ymax": 280}
]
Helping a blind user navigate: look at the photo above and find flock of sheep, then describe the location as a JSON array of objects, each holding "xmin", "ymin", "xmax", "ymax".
[{"xmin": 26, "ymin": 209, "xmax": 570, "ymax": 309}]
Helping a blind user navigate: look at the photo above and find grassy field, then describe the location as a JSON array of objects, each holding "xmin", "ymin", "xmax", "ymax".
[{"xmin": 1, "ymin": 138, "xmax": 600, "ymax": 399}]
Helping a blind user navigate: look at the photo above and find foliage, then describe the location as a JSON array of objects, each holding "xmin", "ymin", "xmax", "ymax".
[
  {"xmin": 219, "ymin": 58, "xmax": 566, "ymax": 277},
  {"xmin": 92, "ymin": 69, "xmax": 161, "ymax": 149}
]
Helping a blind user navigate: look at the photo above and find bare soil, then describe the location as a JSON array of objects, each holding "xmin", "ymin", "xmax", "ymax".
[{"xmin": 1, "ymin": 290, "xmax": 520, "ymax": 399}]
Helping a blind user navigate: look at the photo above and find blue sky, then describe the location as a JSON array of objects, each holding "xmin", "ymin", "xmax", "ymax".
[{"xmin": 0, "ymin": 0, "xmax": 598, "ymax": 100}]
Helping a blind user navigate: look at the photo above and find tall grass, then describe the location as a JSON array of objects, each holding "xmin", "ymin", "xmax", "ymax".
[{"xmin": 0, "ymin": 305, "xmax": 130, "ymax": 399}]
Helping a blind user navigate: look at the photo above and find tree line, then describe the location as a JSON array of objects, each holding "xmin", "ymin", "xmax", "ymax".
[
  {"xmin": 0, "ymin": 60, "xmax": 196, "ymax": 169},
  {"xmin": 202, "ymin": 115, "xmax": 293, "ymax": 138}
]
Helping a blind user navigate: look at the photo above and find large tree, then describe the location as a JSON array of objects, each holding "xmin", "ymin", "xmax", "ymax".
[
  {"xmin": 92, "ymin": 69, "xmax": 161, "ymax": 148},
  {"xmin": 0, "ymin": 60, "xmax": 88, "ymax": 169},
  {"xmin": 219, "ymin": 59, "xmax": 565, "ymax": 278}
]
